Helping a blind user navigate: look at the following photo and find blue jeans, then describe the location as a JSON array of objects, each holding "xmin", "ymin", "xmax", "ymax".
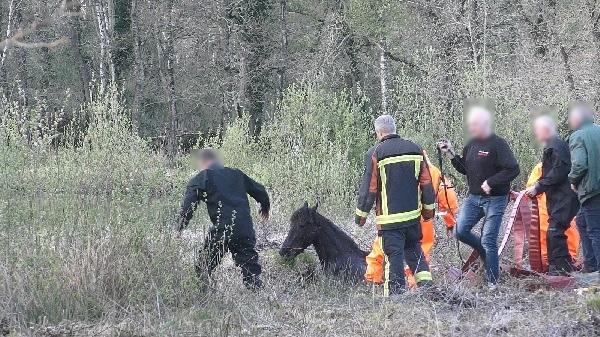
[
  {"xmin": 576, "ymin": 193, "xmax": 600, "ymax": 273},
  {"xmin": 456, "ymin": 194, "xmax": 509, "ymax": 283}
]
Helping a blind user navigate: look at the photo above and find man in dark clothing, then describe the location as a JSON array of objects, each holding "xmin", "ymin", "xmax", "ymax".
[
  {"xmin": 356, "ymin": 115, "xmax": 436, "ymax": 296},
  {"xmin": 439, "ymin": 106, "xmax": 520, "ymax": 285},
  {"xmin": 525, "ymin": 116, "xmax": 579, "ymax": 275},
  {"xmin": 175, "ymin": 149, "xmax": 270, "ymax": 289},
  {"xmin": 568, "ymin": 105, "xmax": 600, "ymax": 279}
]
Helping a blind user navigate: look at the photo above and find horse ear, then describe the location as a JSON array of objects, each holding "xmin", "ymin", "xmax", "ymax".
[
  {"xmin": 311, "ymin": 202, "xmax": 319, "ymax": 212},
  {"xmin": 303, "ymin": 201, "xmax": 309, "ymax": 209}
]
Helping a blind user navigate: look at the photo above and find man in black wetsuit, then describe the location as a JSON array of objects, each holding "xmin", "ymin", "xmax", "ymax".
[
  {"xmin": 175, "ymin": 149, "xmax": 270, "ymax": 290},
  {"xmin": 525, "ymin": 116, "xmax": 579, "ymax": 275}
]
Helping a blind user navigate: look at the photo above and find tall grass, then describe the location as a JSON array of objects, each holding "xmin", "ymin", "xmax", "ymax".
[{"xmin": 0, "ymin": 95, "xmax": 198, "ymax": 326}]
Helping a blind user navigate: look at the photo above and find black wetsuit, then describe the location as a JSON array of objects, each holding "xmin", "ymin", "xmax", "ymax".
[
  {"xmin": 178, "ymin": 163, "xmax": 270, "ymax": 288},
  {"xmin": 535, "ymin": 136, "xmax": 580, "ymax": 273}
]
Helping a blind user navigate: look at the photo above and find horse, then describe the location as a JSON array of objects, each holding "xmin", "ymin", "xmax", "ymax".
[{"xmin": 279, "ymin": 202, "xmax": 367, "ymax": 281}]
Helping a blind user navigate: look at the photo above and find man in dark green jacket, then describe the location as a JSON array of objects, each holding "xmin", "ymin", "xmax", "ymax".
[{"xmin": 569, "ymin": 105, "xmax": 600, "ymax": 276}]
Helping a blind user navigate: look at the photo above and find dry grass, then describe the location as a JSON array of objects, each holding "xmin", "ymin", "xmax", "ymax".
[{"xmin": 3, "ymin": 216, "xmax": 600, "ymax": 337}]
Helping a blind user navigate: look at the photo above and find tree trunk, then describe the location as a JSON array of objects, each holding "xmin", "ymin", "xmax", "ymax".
[
  {"xmin": 113, "ymin": 0, "xmax": 133, "ymax": 81},
  {"xmin": 559, "ymin": 45, "xmax": 576, "ymax": 96},
  {"xmin": 217, "ymin": 0, "xmax": 234, "ymax": 131},
  {"xmin": 379, "ymin": 38, "xmax": 390, "ymax": 114},
  {"xmin": 238, "ymin": 0, "xmax": 273, "ymax": 137},
  {"xmin": 157, "ymin": 0, "xmax": 178, "ymax": 163},
  {"xmin": 276, "ymin": 0, "xmax": 288, "ymax": 101},
  {"xmin": 64, "ymin": 11, "xmax": 92, "ymax": 103},
  {"xmin": 131, "ymin": 0, "xmax": 144, "ymax": 130},
  {"xmin": 0, "ymin": 0, "xmax": 16, "ymax": 94},
  {"xmin": 94, "ymin": 0, "xmax": 116, "ymax": 93}
]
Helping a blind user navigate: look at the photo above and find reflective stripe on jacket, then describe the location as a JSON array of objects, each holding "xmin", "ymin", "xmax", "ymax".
[{"xmin": 355, "ymin": 134, "xmax": 436, "ymax": 229}]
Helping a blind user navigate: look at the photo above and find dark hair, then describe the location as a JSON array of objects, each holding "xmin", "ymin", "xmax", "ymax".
[{"xmin": 193, "ymin": 148, "xmax": 219, "ymax": 162}]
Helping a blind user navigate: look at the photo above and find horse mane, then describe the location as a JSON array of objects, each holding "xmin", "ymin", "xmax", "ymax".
[{"xmin": 313, "ymin": 211, "xmax": 365, "ymax": 254}]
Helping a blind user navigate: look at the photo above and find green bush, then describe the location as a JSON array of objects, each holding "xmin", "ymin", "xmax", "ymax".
[{"xmin": 210, "ymin": 84, "xmax": 374, "ymax": 218}]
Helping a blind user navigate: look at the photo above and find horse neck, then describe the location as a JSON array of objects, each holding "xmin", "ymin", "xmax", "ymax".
[{"xmin": 312, "ymin": 217, "xmax": 363, "ymax": 264}]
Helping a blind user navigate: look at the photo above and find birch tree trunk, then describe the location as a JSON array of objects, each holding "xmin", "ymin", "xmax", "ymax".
[
  {"xmin": 379, "ymin": 38, "xmax": 390, "ymax": 115},
  {"xmin": 0, "ymin": 0, "xmax": 16, "ymax": 92},
  {"xmin": 94, "ymin": 0, "xmax": 116, "ymax": 93}
]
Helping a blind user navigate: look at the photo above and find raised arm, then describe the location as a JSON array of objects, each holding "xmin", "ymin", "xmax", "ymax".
[{"xmin": 450, "ymin": 145, "xmax": 468, "ymax": 175}]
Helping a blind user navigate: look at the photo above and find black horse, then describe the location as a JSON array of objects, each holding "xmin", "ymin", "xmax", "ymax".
[{"xmin": 279, "ymin": 202, "xmax": 367, "ymax": 281}]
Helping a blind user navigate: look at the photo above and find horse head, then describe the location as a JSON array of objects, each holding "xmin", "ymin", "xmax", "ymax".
[{"xmin": 279, "ymin": 201, "xmax": 321, "ymax": 259}]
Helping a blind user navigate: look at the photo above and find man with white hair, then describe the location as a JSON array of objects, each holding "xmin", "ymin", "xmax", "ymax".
[
  {"xmin": 356, "ymin": 114, "xmax": 436, "ymax": 296},
  {"xmin": 525, "ymin": 115, "xmax": 579, "ymax": 275},
  {"xmin": 568, "ymin": 105, "xmax": 600, "ymax": 277},
  {"xmin": 439, "ymin": 106, "xmax": 520, "ymax": 285}
]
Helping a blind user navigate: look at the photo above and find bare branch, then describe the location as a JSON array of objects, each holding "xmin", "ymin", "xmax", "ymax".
[
  {"xmin": 0, "ymin": 0, "xmax": 79, "ymax": 51},
  {"xmin": 3, "ymin": 37, "xmax": 70, "ymax": 49}
]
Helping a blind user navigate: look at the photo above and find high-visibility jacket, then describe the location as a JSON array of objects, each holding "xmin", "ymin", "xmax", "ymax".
[
  {"xmin": 365, "ymin": 158, "xmax": 459, "ymax": 284},
  {"xmin": 355, "ymin": 134, "xmax": 436, "ymax": 229},
  {"xmin": 526, "ymin": 163, "xmax": 579, "ymax": 265}
]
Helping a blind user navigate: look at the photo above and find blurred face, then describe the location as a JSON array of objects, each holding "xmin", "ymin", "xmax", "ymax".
[
  {"xmin": 533, "ymin": 120, "xmax": 552, "ymax": 144},
  {"xmin": 195, "ymin": 157, "xmax": 213, "ymax": 171},
  {"xmin": 467, "ymin": 113, "xmax": 491, "ymax": 139},
  {"xmin": 568, "ymin": 111, "xmax": 584, "ymax": 131}
]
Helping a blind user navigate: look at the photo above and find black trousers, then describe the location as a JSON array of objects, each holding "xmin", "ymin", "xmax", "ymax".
[
  {"xmin": 196, "ymin": 225, "xmax": 262, "ymax": 288},
  {"xmin": 379, "ymin": 223, "xmax": 431, "ymax": 296},
  {"xmin": 547, "ymin": 219, "xmax": 573, "ymax": 273}
]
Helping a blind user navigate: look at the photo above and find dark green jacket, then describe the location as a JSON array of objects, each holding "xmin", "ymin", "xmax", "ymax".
[{"xmin": 569, "ymin": 121, "xmax": 600, "ymax": 204}]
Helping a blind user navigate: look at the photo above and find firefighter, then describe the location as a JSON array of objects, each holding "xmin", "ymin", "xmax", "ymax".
[
  {"xmin": 175, "ymin": 149, "xmax": 270, "ymax": 290},
  {"xmin": 525, "ymin": 116, "xmax": 580, "ymax": 275},
  {"xmin": 364, "ymin": 153, "xmax": 459, "ymax": 286},
  {"xmin": 356, "ymin": 115, "xmax": 436, "ymax": 296}
]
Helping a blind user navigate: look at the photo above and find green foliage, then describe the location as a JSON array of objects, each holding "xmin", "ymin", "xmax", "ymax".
[
  {"xmin": 0, "ymin": 93, "xmax": 195, "ymax": 324},
  {"xmin": 346, "ymin": 0, "xmax": 408, "ymax": 39},
  {"xmin": 211, "ymin": 84, "xmax": 373, "ymax": 216},
  {"xmin": 588, "ymin": 296, "xmax": 600, "ymax": 312}
]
